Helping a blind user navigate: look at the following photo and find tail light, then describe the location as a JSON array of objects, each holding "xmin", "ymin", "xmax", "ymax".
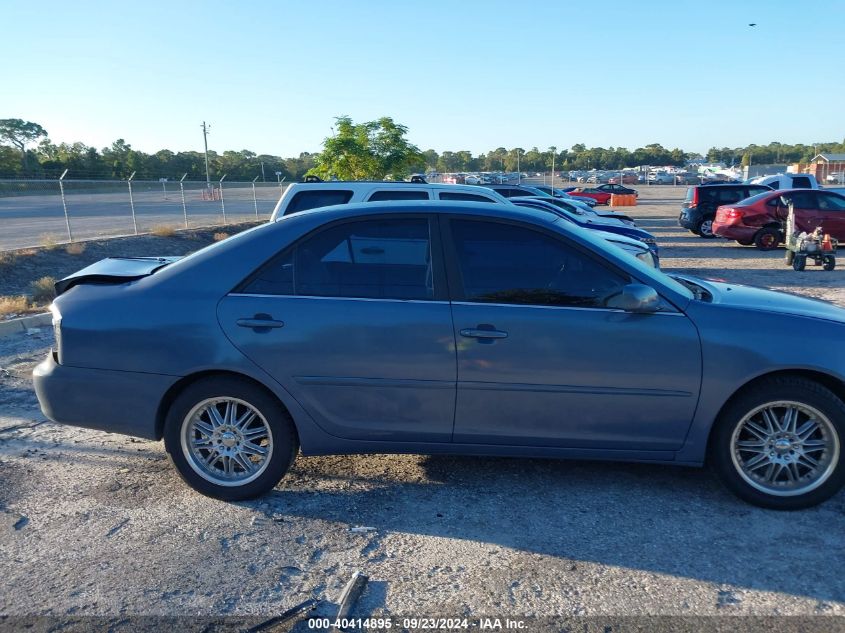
[{"xmin": 716, "ymin": 207, "xmax": 743, "ymax": 223}]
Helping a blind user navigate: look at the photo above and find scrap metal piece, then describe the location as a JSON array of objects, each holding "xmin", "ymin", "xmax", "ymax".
[{"xmin": 336, "ymin": 570, "xmax": 369, "ymax": 623}]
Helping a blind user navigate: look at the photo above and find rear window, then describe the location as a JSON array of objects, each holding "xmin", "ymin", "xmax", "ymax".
[
  {"xmin": 684, "ymin": 188, "xmax": 694, "ymax": 201},
  {"xmin": 746, "ymin": 186, "xmax": 772, "ymax": 197},
  {"xmin": 366, "ymin": 190, "xmax": 429, "ymax": 201},
  {"xmin": 791, "ymin": 176, "xmax": 812, "ymax": 189},
  {"xmin": 741, "ymin": 190, "xmax": 776, "ymax": 205},
  {"xmin": 285, "ymin": 190, "xmax": 354, "ymax": 215}
]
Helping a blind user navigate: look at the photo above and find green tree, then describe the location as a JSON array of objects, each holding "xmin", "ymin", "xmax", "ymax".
[
  {"xmin": 309, "ymin": 116, "xmax": 423, "ymax": 180},
  {"xmin": 0, "ymin": 118, "xmax": 47, "ymax": 170}
]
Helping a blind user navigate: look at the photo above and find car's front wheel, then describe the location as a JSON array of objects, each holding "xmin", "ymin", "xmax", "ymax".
[
  {"xmin": 710, "ymin": 377, "xmax": 844, "ymax": 509},
  {"xmin": 164, "ymin": 376, "xmax": 298, "ymax": 501}
]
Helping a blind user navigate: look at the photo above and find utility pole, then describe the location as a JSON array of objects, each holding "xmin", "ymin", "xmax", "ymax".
[
  {"xmin": 261, "ymin": 161, "xmax": 266, "ymax": 182},
  {"xmin": 201, "ymin": 121, "xmax": 212, "ymax": 187}
]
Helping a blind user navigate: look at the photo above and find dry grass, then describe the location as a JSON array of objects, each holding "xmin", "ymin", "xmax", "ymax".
[
  {"xmin": 151, "ymin": 225, "xmax": 177, "ymax": 237},
  {"xmin": 0, "ymin": 252, "xmax": 15, "ymax": 268},
  {"xmin": 0, "ymin": 296, "xmax": 30, "ymax": 317},
  {"xmin": 29, "ymin": 276, "xmax": 57, "ymax": 304},
  {"xmin": 213, "ymin": 232, "xmax": 230, "ymax": 242},
  {"xmin": 17, "ymin": 248, "xmax": 38, "ymax": 257},
  {"xmin": 41, "ymin": 234, "xmax": 60, "ymax": 250},
  {"xmin": 65, "ymin": 242, "xmax": 86, "ymax": 255}
]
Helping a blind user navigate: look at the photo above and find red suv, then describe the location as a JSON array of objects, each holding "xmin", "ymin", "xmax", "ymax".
[{"xmin": 712, "ymin": 189, "xmax": 845, "ymax": 250}]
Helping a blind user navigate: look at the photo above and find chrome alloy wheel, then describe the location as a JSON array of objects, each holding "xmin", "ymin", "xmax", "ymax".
[
  {"xmin": 731, "ymin": 401, "xmax": 840, "ymax": 497},
  {"xmin": 699, "ymin": 219, "xmax": 713, "ymax": 237},
  {"xmin": 180, "ymin": 397, "xmax": 273, "ymax": 486}
]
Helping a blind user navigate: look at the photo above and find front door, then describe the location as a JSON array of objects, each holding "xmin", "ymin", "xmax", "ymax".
[
  {"xmin": 444, "ymin": 217, "xmax": 701, "ymax": 451},
  {"xmin": 218, "ymin": 215, "xmax": 457, "ymax": 442}
]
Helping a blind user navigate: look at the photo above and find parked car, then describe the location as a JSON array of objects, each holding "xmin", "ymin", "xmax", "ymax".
[
  {"xmin": 530, "ymin": 185, "xmax": 598, "ymax": 207},
  {"xmin": 35, "ymin": 200, "xmax": 845, "ymax": 509},
  {"xmin": 678, "ymin": 183, "xmax": 773, "ymax": 238},
  {"xmin": 712, "ymin": 189, "xmax": 845, "ymax": 250},
  {"xmin": 595, "ymin": 184, "xmax": 639, "ymax": 197},
  {"xmin": 271, "ymin": 180, "xmax": 509, "ymax": 217},
  {"xmin": 510, "ymin": 197, "xmax": 655, "ymax": 255},
  {"xmin": 647, "ymin": 173, "xmax": 674, "ymax": 185},
  {"xmin": 750, "ymin": 173, "xmax": 819, "ymax": 190},
  {"xmin": 568, "ymin": 188, "xmax": 613, "ymax": 205},
  {"xmin": 513, "ymin": 195, "xmax": 637, "ymax": 226}
]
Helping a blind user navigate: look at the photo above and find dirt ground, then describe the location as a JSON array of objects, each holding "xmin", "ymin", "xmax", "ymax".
[{"xmin": 1, "ymin": 188, "xmax": 844, "ymax": 630}]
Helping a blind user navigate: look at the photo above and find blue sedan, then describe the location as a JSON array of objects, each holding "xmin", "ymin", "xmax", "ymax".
[{"xmin": 34, "ymin": 201, "xmax": 845, "ymax": 509}]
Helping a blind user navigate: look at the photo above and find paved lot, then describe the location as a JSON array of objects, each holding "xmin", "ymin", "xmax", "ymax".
[
  {"xmin": 0, "ymin": 182, "xmax": 283, "ymax": 250},
  {"xmin": 1, "ymin": 188, "xmax": 844, "ymax": 627}
]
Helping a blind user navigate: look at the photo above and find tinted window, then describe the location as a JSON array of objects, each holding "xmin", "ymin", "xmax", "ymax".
[
  {"xmin": 791, "ymin": 176, "xmax": 812, "ymax": 189},
  {"xmin": 285, "ymin": 190, "xmax": 354, "ymax": 215},
  {"xmin": 817, "ymin": 193, "xmax": 845, "ymax": 211},
  {"xmin": 717, "ymin": 188, "xmax": 746, "ymax": 204},
  {"xmin": 439, "ymin": 192, "xmax": 496, "ymax": 203},
  {"xmin": 773, "ymin": 192, "xmax": 816, "ymax": 209},
  {"xmin": 746, "ymin": 186, "xmax": 771, "ymax": 197},
  {"xmin": 243, "ymin": 218, "xmax": 433, "ymax": 300},
  {"xmin": 367, "ymin": 190, "xmax": 429, "ymax": 201},
  {"xmin": 450, "ymin": 220, "xmax": 627, "ymax": 308}
]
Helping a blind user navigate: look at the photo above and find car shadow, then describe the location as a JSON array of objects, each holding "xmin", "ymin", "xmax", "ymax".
[{"xmin": 263, "ymin": 454, "xmax": 845, "ymax": 605}]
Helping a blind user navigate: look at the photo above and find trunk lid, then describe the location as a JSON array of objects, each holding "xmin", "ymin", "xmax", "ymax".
[{"xmin": 54, "ymin": 256, "xmax": 182, "ymax": 296}]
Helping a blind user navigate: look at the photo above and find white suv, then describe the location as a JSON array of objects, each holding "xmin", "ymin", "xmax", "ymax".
[{"xmin": 270, "ymin": 180, "xmax": 509, "ymax": 220}]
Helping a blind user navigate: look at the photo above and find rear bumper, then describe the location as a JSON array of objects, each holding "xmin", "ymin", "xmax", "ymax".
[
  {"xmin": 33, "ymin": 353, "xmax": 178, "ymax": 440},
  {"xmin": 678, "ymin": 208, "xmax": 702, "ymax": 230},
  {"xmin": 712, "ymin": 223, "xmax": 757, "ymax": 241}
]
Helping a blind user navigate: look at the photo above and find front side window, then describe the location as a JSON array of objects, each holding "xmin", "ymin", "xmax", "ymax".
[
  {"xmin": 818, "ymin": 194, "xmax": 845, "ymax": 211},
  {"xmin": 284, "ymin": 190, "xmax": 354, "ymax": 215},
  {"xmin": 242, "ymin": 218, "xmax": 433, "ymax": 300},
  {"xmin": 450, "ymin": 220, "xmax": 627, "ymax": 308}
]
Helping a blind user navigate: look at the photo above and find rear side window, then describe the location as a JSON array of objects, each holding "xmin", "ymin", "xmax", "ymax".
[
  {"xmin": 439, "ymin": 192, "xmax": 497, "ymax": 203},
  {"xmin": 791, "ymin": 176, "xmax": 812, "ymax": 189},
  {"xmin": 242, "ymin": 218, "xmax": 433, "ymax": 300},
  {"xmin": 366, "ymin": 190, "xmax": 429, "ymax": 201},
  {"xmin": 285, "ymin": 190, "xmax": 354, "ymax": 215},
  {"xmin": 717, "ymin": 188, "xmax": 746, "ymax": 204}
]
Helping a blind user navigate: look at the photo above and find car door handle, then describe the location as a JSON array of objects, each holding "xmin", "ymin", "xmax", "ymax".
[
  {"xmin": 236, "ymin": 315, "xmax": 285, "ymax": 330},
  {"xmin": 460, "ymin": 327, "xmax": 508, "ymax": 339}
]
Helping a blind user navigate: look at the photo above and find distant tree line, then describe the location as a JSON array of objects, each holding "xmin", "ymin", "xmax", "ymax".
[{"xmin": 2, "ymin": 117, "xmax": 844, "ymax": 182}]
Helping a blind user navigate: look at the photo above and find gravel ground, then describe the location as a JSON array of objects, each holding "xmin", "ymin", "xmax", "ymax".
[{"xmin": 1, "ymin": 188, "xmax": 844, "ymax": 629}]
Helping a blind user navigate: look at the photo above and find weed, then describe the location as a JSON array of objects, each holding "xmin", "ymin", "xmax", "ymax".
[
  {"xmin": 65, "ymin": 242, "xmax": 87, "ymax": 255},
  {"xmin": 30, "ymin": 276, "xmax": 57, "ymax": 304},
  {"xmin": 0, "ymin": 296, "xmax": 30, "ymax": 317},
  {"xmin": 151, "ymin": 225, "xmax": 177, "ymax": 237},
  {"xmin": 213, "ymin": 232, "xmax": 230, "ymax": 242}
]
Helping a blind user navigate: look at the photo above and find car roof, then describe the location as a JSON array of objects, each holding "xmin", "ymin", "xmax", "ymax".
[{"xmin": 276, "ymin": 199, "xmax": 560, "ymax": 225}]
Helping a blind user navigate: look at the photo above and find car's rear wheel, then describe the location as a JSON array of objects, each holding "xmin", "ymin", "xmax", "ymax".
[
  {"xmin": 710, "ymin": 377, "xmax": 844, "ymax": 509},
  {"xmin": 164, "ymin": 376, "xmax": 297, "ymax": 501},
  {"xmin": 754, "ymin": 227, "xmax": 781, "ymax": 250},
  {"xmin": 696, "ymin": 218, "xmax": 716, "ymax": 238}
]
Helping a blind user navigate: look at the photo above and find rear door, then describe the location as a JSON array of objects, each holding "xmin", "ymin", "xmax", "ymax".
[{"xmin": 217, "ymin": 214, "xmax": 457, "ymax": 442}]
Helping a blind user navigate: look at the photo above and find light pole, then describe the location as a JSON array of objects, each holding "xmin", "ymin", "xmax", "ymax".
[
  {"xmin": 550, "ymin": 146, "xmax": 557, "ymax": 191},
  {"xmin": 201, "ymin": 121, "xmax": 212, "ymax": 188},
  {"xmin": 516, "ymin": 149, "xmax": 522, "ymax": 183}
]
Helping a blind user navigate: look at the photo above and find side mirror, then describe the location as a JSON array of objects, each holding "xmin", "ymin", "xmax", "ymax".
[{"xmin": 607, "ymin": 284, "xmax": 660, "ymax": 313}]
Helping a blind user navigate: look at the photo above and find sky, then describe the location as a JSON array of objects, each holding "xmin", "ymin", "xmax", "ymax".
[{"xmin": 4, "ymin": 0, "xmax": 845, "ymax": 158}]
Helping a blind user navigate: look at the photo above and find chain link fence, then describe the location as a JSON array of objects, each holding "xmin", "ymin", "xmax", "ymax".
[{"xmin": 0, "ymin": 179, "xmax": 287, "ymax": 251}]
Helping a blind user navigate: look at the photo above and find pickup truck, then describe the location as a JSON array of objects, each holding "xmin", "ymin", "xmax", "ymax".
[{"xmin": 749, "ymin": 173, "xmax": 819, "ymax": 190}]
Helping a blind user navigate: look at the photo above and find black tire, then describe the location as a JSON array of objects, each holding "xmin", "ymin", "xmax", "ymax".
[
  {"xmin": 793, "ymin": 255, "xmax": 806, "ymax": 271},
  {"xmin": 696, "ymin": 217, "xmax": 716, "ymax": 239},
  {"xmin": 824, "ymin": 255, "xmax": 836, "ymax": 271},
  {"xmin": 710, "ymin": 376, "xmax": 845, "ymax": 510},
  {"xmin": 754, "ymin": 227, "xmax": 781, "ymax": 251},
  {"xmin": 736, "ymin": 239, "xmax": 754, "ymax": 246},
  {"xmin": 163, "ymin": 376, "xmax": 298, "ymax": 501},
  {"xmin": 784, "ymin": 250, "xmax": 795, "ymax": 266}
]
